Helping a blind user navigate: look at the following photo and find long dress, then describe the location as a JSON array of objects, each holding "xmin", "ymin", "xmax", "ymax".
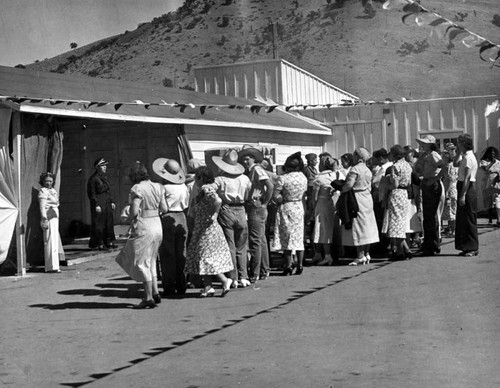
[
  {"xmin": 312, "ymin": 170, "xmax": 344, "ymax": 243},
  {"xmin": 185, "ymin": 184, "xmax": 233, "ymax": 275},
  {"xmin": 115, "ymin": 180, "xmax": 164, "ymax": 282},
  {"xmin": 272, "ymin": 171, "xmax": 308, "ymax": 251},
  {"xmin": 38, "ymin": 187, "xmax": 65, "ymax": 271},
  {"xmin": 442, "ymin": 162, "xmax": 458, "ymax": 222},
  {"xmin": 341, "ymin": 163, "xmax": 379, "ymax": 246},
  {"xmin": 387, "ymin": 159, "xmax": 412, "ymax": 239}
]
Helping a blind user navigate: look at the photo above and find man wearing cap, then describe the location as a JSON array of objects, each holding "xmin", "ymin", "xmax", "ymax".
[
  {"xmin": 153, "ymin": 157, "xmax": 190, "ymax": 296},
  {"xmin": 213, "ymin": 149, "xmax": 252, "ymax": 288},
  {"xmin": 87, "ymin": 157, "xmax": 116, "ymax": 250},
  {"xmin": 239, "ymin": 145, "xmax": 274, "ymax": 282},
  {"xmin": 414, "ymin": 135, "xmax": 446, "ymax": 255}
]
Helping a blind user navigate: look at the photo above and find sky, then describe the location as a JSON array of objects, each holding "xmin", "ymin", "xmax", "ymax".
[{"xmin": 0, "ymin": 0, "xmax": 184, "ymax": 67}]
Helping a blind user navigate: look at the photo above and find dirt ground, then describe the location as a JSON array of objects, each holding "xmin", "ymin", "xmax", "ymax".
[{"xmin": 1, "ymin": 221, "xmax": 499, "ymax": 388}]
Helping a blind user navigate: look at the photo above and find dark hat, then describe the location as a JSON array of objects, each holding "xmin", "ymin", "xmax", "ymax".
[
  {"xmin": 373, "ymin": 148, "xmax": 389, "ymax": 159},
  {"xmin": 94, "ymin": 157, "xmax": 108, "ymax": 167},
  {"xmin": 284, "ymin": 151, "xmax": 303, "ymax": 170},
  {"xmin": 305, "ymin": 153, "xmax": 317, "ymax": 161},
  {"xmin": 212, "ymin": 149, "xmax": 245, "ymax": 175},
  {"xmin": 390, "ymin": 145, "xmax": 406, "ymax": 160},
  {"xmin": 152, "ymin": 158, "xmax": 186, "ymax": 184},
  {"xmin": 238, "ymin": 145, "xmax": 264, "ymax": 163},
  {"xmin": 330, "ymin": 179, "xmax": 345, "ymax": 191}
]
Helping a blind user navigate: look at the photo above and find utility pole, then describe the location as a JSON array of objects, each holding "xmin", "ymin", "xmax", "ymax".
[{"xmin": 270, "ymin": 20, "xmax": 279, "ymax": 59}]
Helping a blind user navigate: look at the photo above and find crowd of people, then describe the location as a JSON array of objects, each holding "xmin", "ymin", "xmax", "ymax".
[{"xmin": 36, "ymin": 135, "xmax": 499, "ymax": 308}]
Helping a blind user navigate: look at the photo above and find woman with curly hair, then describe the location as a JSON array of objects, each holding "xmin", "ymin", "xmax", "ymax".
[
  {"xmin": 116, "ymin": 162, "xmax": 169, "ymax": 309},
  {"xmin": 184, "ymin": 166, "xmax": 234, "ymax": 297},
  {"xmin": 38, "ymin": 172, "xmax": 64, "ymax": 273},
  {"xmin": 272, "ymin": 152, "xmax": 308, "ymax": 275}
]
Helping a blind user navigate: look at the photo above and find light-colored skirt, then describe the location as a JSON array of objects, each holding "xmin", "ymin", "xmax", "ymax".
[
  {"xmin": 342, "ymin": 189, "xmax": 379, "ymax": 246},
  {"xmin": 116, "ymin": 216, "xmax": 162, "ymax": 282}
]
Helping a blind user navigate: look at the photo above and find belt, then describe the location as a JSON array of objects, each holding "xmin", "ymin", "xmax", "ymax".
[
  {"xmin": 283, "ymin": 199, "xmax": 302, "ymax": 203},
  {"xmin": 141, "ymin": 209, "xmax": 159, "ymax": 218},
  {"xmin": 397, "ymin": 185, "xmax": 409, "ymax": 189},
  {"xmin": 224, "ymin": 202, "xmax": 245, "ymax": 207}
]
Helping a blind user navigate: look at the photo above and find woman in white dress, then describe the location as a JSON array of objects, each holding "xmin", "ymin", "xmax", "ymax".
[
  {"xmin": 38, "ymin": 172, "xmax": 64, "ymax": 273},
  {"xmin": 116, "ymin": 162, "xmax": 169, "ymax": 309},
  {"xmin": 341, "ymin": 148, "xmax": 379, "ymax": 266},
  {"xmin": 312, "ymin": 156, "xmax": 344, "ymax": 266}
]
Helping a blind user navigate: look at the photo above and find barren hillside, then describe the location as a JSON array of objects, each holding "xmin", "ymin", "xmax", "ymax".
[{"xmin": 26, "ymin": 0, "xmax": 500, "ymax": 101}]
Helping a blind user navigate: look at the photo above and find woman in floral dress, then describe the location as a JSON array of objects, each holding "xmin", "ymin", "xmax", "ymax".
[
  {"xmin": 440, "ymin": 144, "xmax": 459, "ymax": 237},
  {"xmin": 185, "ymin": 166, "xmax": 233, "ymax": 297},
  {"xmin": 386, "ymin": 145, "xmax": 413, "ymax": 260},
  {"xmin": 272, "ymin": 152, "xmax": 308, "ymax": 275}
]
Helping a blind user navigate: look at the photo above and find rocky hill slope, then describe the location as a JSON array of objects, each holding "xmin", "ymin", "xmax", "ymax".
[{"xmin": 26, "ymin": 0, "xmax": 500, "ymax": 101}]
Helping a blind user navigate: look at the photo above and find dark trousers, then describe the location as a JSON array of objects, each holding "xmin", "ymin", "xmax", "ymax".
[
  {"xmin": 159, "ymin": 212, "xmax": 187, "ymax": 295},
  {"xmin": 218, "ymin": 205, "xmax": 248, "ymax": 281},
  {"xmin": 455, "ymin": 181, "xmax": 479, "ymax": 252},
  {"xmin": 421, "ymin": 179, "xmax": 442, "ymax": 253},
  {"xmin": 247, "ymin": 204, "xmax": 269, "ymax": 278},
  {"xmin": 89, "ymin": 202, "xmax": 115, "ymax": 248}
]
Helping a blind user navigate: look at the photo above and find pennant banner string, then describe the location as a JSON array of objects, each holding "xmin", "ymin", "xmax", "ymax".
[{"xmin": 383, "ymin": 0, "xmax": 500, "ymax": 67}]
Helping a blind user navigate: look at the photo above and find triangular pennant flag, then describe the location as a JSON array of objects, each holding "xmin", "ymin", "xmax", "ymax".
[
  {"xmin": 447, "ymin": 27, "xmax": 468, "ymax": 42},
  {"xmin": 250, "ymin": 105, "xmax": 261, "ymax": 114},
  {"xmin": 179, "ymin": 104, "xmax": 187, "ymax": 113},
  {"xmin": 114, "ymin": 103, "xmax": 123, "ymax": 111},
  {"xmin": 478, "ymin": 41, "xmax": 496, "ymax": 61},
  {"xmin": 144, "ymin": 104, "xmax": 150, "ymax": 109},
  {"xmin": 228, "ymin": 105, "xmax": 236, "ymax": 109},
  {"xmin": 266, "ymin": 105, "xmax": 278, "ymax": 113},
  {"xmin": 97, "ymin": 102, "xmax": 108, "ymax": 107},
  {"xmin": 285, "ymin": 106, "xmax": 292, "ymax": 112},
  {"xmin": 200, "ymin": 106, "xmax": 206, "ymax": 115},
  {"xmin": 429, "ymin": 18, "xmax": 447, "ymax": 27},
  {"xmin": 49, "ymin": 100, "xmax": 64, "ymax": 105}
]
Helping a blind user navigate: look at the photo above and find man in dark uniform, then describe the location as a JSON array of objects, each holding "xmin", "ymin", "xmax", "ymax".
[{"xmin": 87, "ymin": 157, "xmax": 116, "ymax": 250}]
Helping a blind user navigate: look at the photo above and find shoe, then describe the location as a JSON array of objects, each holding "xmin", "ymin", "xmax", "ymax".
[
  {"xmin": 107, "ymin": 242, "xmax": 117, "ymax": 249},
  {"xmin": 46, "ymin": 269, "xmax": 61, "ymax": 273},
  {"xmin": 221, "ymin": 279, "xmax": 232, "ymax": 298},
  {"xmin": 97, "ymin": 245, "xmax": 106, "ymax": 251},
  {"xmin": 311, "ymin": 254, "xmax": 323, "ymax": 265},
  {"xmin": 249, "ymin": 276, "xmax": 259, "ymax": 283},
  {"xmin": 462, "ymin": 250, "xmax": 479, "ymax": 257},
  {"xmin": 133, "ymin": 299, "xmax": 157, "ymax": 309},
  {"xmin": 282, "ymin": 267, "xmax": 293, "ymax": 276},
  {"xmin": 239, "ymin": 278, "xmax": 251, "ymax": 287},
  {"xmin": 152, "ymin": 293, "xmax": 162, "ymax": 304},
  {"xmin": 404, "ymin": 251, "xmax": 413, "ymax": 260},
  {"xmin": 230, "ymin": 279, "xmax": 238, "ymax": 289},
  {"xmin": 295, "ymin": 266, "xmax": 303, "ymax": 275},
  {"xmin": 365, "ymin": 254, "xmax": 371, "ymax": 264},
  {"xmin": 198, "ymin": 288, "xmax": 215, "ymax": 298},
  {"xmin": 317, "ymin": 256, "xmax": 333, "ymax": 266},
  {"xmin": 259, "ymin": 272, "xmax": 269, "ymax": 280},
  {"xmin": 348, "ymin": 257, "xmax": 367, "ymax": 266}
]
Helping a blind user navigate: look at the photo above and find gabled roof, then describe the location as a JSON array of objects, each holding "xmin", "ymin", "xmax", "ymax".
[{"xmin": 0, "ymin": 66, "xmax": 330, "ymax": 135}]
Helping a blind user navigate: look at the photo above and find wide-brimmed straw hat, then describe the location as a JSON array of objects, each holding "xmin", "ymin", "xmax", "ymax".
[
  {"xmin": 416, "ymin": 135, "xmax": 436, "ymax": 145},
  {"xmin": 152, "ymin": 158, "xmax": 186, "ymax": 184},
  {"xmin": 212, "ymin": 149, "xmax": 245, "ymax": 175},
  {"xmin": 238, "ymin": 145, "xmax": 264, "ymax": 163}
]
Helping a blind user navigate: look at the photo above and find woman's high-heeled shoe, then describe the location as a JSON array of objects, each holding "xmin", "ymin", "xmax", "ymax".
[
  {"xmin": 198, "ymin": 288, "xmax": 215, "ymax": 298},
  {"xmin": 404, "ymin": 250, "xmax": 413, "ymax": 260},
  {"xmin": 153, "ymin": 293, "xmax": 162, "ymax": 304},
  {"xmin": 295, "ymin": 266, "xmax": 303, "ymax": 275},
  {"xmin": 133, "ymin": 299, "xmax": 157, "ymax": 309},
  {"xmin": 282, "ymin": 267, "xmax": 293, "ymax": 276},
  {"xmin": 221, "ymin": 279, "xmax": 232, "ymax": 298},
  {"xmin": 348, "ymin": 257, "xmax": 367, "ymax": 266},
  {"xmin": 364, "ymin": 254, "xmax": 371, "ymax": 264}
]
